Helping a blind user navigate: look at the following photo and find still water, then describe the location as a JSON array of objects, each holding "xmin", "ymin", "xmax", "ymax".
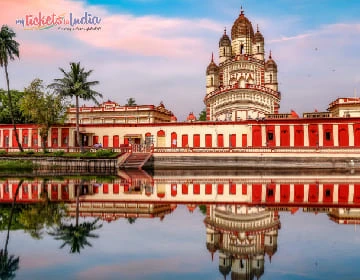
[{"xmin": 1, "ymin": 169, "xmax": 360, "ymax": 280}]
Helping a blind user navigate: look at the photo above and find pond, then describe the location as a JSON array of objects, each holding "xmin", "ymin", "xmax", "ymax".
[{"xmin": 1, "ymin": 169, "xmax": 360, "ymax": 280}]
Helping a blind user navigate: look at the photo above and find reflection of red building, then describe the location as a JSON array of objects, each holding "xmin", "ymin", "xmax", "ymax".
[{"xmin": 204, "ymin": 205, "xmax": 280, "ymax": 279}]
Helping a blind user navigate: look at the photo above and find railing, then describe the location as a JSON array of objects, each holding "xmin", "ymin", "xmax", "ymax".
[{"xmin": 153, "ymin": 146, "xmax": 360, "ymax": 154}]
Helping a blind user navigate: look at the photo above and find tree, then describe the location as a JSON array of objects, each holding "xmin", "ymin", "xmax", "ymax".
[
  {"xmin": 20, "ymin": 79, "xmax": 68, "ymax": 152},
  {"xmin": 50, "ymin": 62, "xmax": 102, "ymax": 152},
  {"xmin": 48, "ymin": 179, "xmax": 102, "ymax": 253},
  {"xmin": 0, "ymin": 25, "xmax": 23, "ymax": 151},
  {"xmin": 126, "ymin": 97, "xmax": 137, "ymax": 106},
  {"xmin": 0, "ymin": 180, "xmax": 23, "ymax": 279},
  {"xmin": 0, "ymin": 89, "xmax": 29, "ymax": 124},
  {"xmin": 198, "ymin": 108, "xmax": 207, "ymax": 121},
  {"xmin": 19, "ymin": 179, "xmax": 66, "ymax": 240}
]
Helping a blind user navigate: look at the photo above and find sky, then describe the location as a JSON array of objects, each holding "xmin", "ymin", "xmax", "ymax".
[{"xmin": 1, "ymin": 0, "xmax": 360, "ymax": 121}]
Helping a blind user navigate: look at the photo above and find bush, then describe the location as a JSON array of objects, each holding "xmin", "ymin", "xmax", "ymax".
[
  {"xmin": 26, "ymin": 150, "xmax": 35, "ymax": 155},
  {"xmin": 0, "ymin": 150, "xmax": 7, "ymax": 156},
  {"xmin": 53, "ymin": 150, "xmax": 65, "ymax": 157},
  {"xmin": 95, "ymin": 149, "xmax": 114, "ymax": 157}
]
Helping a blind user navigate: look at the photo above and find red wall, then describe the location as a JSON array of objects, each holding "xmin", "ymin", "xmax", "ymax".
[
  {"xmin": 280, "ymin": 125, "xmax": 290, "ymax": 147},
  {"xmin": 294, "ymin": 125, "xmax": 304, "ymax": 147},
  {"xmin": 338, "ymin": 124, "xmax": 349, "ymax": 147},
  {"xmin": 308, "ymin": 124, "xmax": 319, "ymax": 147},
  {"xmin": 252, "ymin": 125, "xmax": 262, "ymax": 147}
]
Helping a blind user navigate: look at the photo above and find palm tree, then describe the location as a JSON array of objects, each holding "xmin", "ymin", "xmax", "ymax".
[
  {"xmin": 48, "ymin": 179, "xmax": 102, "ymax": 253},
  {"xmin": 50, "ymin": 62, "xmax": 102, "ymax": 152},
  {"xmin": 48, "ymin": 218, "xmax": 102, "ymax": 254},
  {"xmin": 0, "ymin": 180, "xmax": 23, "ymax": 279},
  {"xmin": 0, "ymin": 25, "xmax": 23, "ymax": 152},
  {"xmin": 126, "ymin": 97, "xmax": 137, "ymax": 106}
]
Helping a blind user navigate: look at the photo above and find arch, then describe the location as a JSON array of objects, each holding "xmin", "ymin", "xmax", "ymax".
[
  {"xmin": 181, "ymin": 134, "xmax": 188, "ymax": 147},
  {"xmin": 338, "ymin": 184, "xmax": 349, "ymax": 202},
  {"xmin": 113, "ymin": 135, "xmax": 119, "ymax": 147},
  {"xmin": 239, "ymin": 77, "xmax": 246, "ymax": 88},
  {"xmin": 193, "ymin": 134, "xmax": 200, "ymax": 147},
  {"xmin": 171, "ymin": 132, "xmax": 177, "ymax": 147},
  {"xmin": 157, "ymin": 130, "xmax": 165, "ymax": 137},
  {"xmin": 353, "ymin": 124, "xmax": 360, "ymax": 147},
  {"xmin": 269, "ymin": 73, "xmax": 273, "ymax": 83},
  {"xmin": 294, "ymin": 184, "xmax": 304, "ymax": 203},
  {"xmin": 252, "ymin": 125, "xmax": 262, "ymax": 147},
  {"xmin": 338, "ymin": 124, "xmax": 349, "ymax": 147},
  {"xmin": 280, "ymin": 184, "xmax": 290, "ymax": 203},
  {"xmin": 157, "ymin": 130, "xmax": 166, "ymax": 147},
  {"xmin": 210, "ymin": 76, "xmax": 214, "ymax": 86},
  {"xmin": 103, "ymin": 136, "xmax": 109, "ymax": 148},
  {"xmin": 308, "ymin": 124, "xmax": 319, "ymax": 147}
]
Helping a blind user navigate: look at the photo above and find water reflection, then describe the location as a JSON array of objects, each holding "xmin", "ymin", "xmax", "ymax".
[{"xmin": 1, "ymin": 169, "xmax": 360, "ymax": 279}]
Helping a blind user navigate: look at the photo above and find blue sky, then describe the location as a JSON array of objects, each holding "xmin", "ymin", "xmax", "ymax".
[{"xmin": 1, "ymin": 0, "xmax": 360, "ymax": 120}]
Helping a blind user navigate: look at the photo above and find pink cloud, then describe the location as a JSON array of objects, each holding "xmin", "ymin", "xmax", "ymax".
[
  {"xmin": 20, "ymin": 40, "xmax": 68, "ymax": 61},
  {"xmin": 74, "ymin": 14, "xmax": 221, "ymax": 57},
  {"xmin": 77, "ymin": 256, "xmax": 206, "ymax": 279}
]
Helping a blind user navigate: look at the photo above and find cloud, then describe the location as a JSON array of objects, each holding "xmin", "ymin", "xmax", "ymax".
[{"xmin": 77, "ymin": 256, "xmax": 206, "ymax": 279}]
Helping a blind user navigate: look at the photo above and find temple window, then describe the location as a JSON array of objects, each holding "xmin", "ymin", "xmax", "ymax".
[
  {"xmin": 257, "ymin": 45, "xmax": 260, "ymax": 53},
  {"xmin": 325, "ymin": 131, "xmax": 331, "ymax": 141},
  {"xmin": 268, "ymin": 132, "xmax": 274, "ymax": 141},
  {"xmin": 240, "ymin": 43, "xmax": 244, "ymax": 54},
  {"xmin": 270, "ymin": 74, "xmax": 273, "ymax": 83}
]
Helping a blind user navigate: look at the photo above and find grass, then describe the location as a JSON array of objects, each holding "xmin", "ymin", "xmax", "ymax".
[
  {"xmin": 0, "ymin": 149, "xmax": 119, "ymax": 159},
  {"xmin": 0, "ymin": 160, "xmax": 35, "ymax": 171}
]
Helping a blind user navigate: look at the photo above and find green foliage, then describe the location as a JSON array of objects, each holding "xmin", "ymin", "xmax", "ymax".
[
  {"xmin": 50, "ymin": 62, "xmax": 102, "ymax": 152},
  {"xmin": 19, "ymin": 202, "xmax": 66, "ymax": 240},
  {"xmin": 48, "ymin": 218, "xmax": 103, "ymax": 254},
  {"xmin": 198, "ymin": 108, "xmax": 207, "ymax": 121},
  {"xmin": 53, "ymin": 150, "xmax": 65, "ymax": 157},
  {"xmin": 25, "ymin": 150, "xmax": 35, "ymax": 155},
  {"xmin": 0, "ymin": 150, "xmax": 7, "ymax": 156},
  {"xmin": 20, "ymin": 79, "xmax": 68, "ymax": 152},
  {"xmin": 126, "ymin": 97, "xmax": 137, "ymax": 106},
  {"xmin": 0, "ymin": 160, "xmax": 34, "ymax": 171},
  {"xmin": 198, "ymin": 205, "xmax": 207, "ymax": 215},
  {"xmin": 0, "ymin": 89, "xmax": 29, "ymax": 124},
  {"xmin": 95, "ymin": 149, "xmax": 114, "ymax": 157}
]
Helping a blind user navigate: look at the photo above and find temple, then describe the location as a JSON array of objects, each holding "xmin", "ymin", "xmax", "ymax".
[{"xmin": 1, "ymin": 8, "xmax": 360, "ymax": 154}]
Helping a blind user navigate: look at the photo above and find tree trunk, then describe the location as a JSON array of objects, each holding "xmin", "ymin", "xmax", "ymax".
[
  {"xmin": 4, "ymin": 180, "xmax": 23, "ymax": 253},
  {"xmin": 41, "ymin": 135, "xmax": 47, "ymax": 153},
  {"xmin": 75, "ymin": 96, "xmax": 83, "ymax": 152},
  {"xmin": 5, "ymin": 64, "xmax": 23, "ymax": 152}
]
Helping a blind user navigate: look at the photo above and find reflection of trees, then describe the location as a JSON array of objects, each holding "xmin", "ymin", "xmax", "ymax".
[
  {"xmin": 19, "ymin": 179, "xmax": 66, "ymax": 240},
  {"xmin": 49, "ymin": 179, "xmax": 102, "ymax": 253},
  {"xmin": 127, "ymin": 217, "xmax": 137, "ymax": 224},
  {"xmin": 49, "ymin": 218, "xmax": 102, "ymax": 253},
  {"xmin": 0, "ymin": 180, "xmax": 23, "ymax": 279}
]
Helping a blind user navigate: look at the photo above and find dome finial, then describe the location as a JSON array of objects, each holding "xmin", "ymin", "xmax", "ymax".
[
  {"xmin": 269, "ymin": 50, "xmax": 272, "ymax": 59},
  {"xmin": 257, "ymin": 24, "xmax": 259, "ymax": 32},
  {"xmin": 211, "ymin": 52, "xmax": 214, "ymax": 62},
  {"xmin": 240, "ymin": 5, "xmax": 244, "ymax": 15},
  {"xmin": 224, "ymin": 27, "xmax": 226, "ymax": 35}
]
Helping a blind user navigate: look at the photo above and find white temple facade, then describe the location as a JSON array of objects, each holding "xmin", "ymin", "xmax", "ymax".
[{"xmin": 204, "ymin": 8, "xmax": 281, "ymax": 121}]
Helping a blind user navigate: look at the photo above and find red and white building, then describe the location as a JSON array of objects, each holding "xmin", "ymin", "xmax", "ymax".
[{"xmin": 0, "ymin": 8, "xmax": 360, "ymax": 152}]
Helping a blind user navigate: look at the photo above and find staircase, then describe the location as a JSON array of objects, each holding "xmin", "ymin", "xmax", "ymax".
[{"xmin": 120, "ymin": 152, "xmax": 152, "ymax": 169}]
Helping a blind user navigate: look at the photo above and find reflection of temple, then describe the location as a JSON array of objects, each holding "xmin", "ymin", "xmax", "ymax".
[
  {"xmin": 328, "ymin": 208, "xmax": 360, "ymax": 225},
  {"xmin": 205, "ymin": 204, "xmax": 280, "ymax": 279}
]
